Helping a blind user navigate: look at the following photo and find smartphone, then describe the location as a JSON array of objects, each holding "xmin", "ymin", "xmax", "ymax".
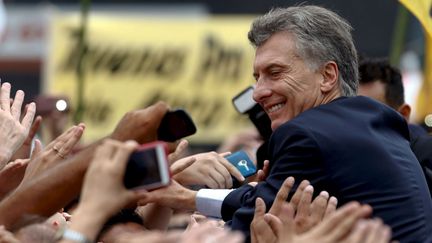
[
  {"xmin": 123, "ymin": 141, "xmax": 171, "ymax": 190},
  {"xmin": 225, "ymin": 150, "xmax": 257, "ymax": 178},
  {"xmin": 232, "ymin": 86, "xmax": 272, "ymax": 140},
  {"xmin": 232, "ymin": 86, "xmax": 256, "ymax": 114},
  {"xmin": 157, "ymin": 109, "xmax": 197, "ymax": 142}
]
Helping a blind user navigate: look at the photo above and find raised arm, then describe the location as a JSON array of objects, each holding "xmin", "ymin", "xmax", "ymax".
[{"xmin": 0, "ymin": 102, "xmax": 168, "ymax": 229}]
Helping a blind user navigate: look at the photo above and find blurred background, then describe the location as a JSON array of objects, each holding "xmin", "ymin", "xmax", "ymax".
[{"xmin": 0, "ymin": 0, "xmax": 430, "ymax": 148}]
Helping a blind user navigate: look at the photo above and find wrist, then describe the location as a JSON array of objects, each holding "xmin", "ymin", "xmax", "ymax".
[
  {"xmin": 61, "ymin": 228, "xmax": 93, "ymax": 243},
  {"xmin": 69, "ymin": 206, "xmax": 109, "ymax": 241},
  {"xmin": 180, "ymin": 188, "xmax": 197, "ymax": 211}
]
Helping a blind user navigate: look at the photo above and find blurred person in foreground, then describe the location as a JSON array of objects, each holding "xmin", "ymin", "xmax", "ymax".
[
  {"xmin": 358, "ymin": 58, "xmax": 432, "ymax": 195},
  {"xmin": 137, "ymin": 5, "xmax": 432, "ymax": 242}
]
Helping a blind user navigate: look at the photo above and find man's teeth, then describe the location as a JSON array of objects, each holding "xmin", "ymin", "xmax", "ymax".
[{"xmin": 268, "ymin": 103, "xmax": 284, "ymax": 113}]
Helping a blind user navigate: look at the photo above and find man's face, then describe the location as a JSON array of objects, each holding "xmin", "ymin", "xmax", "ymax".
[
  {"xmin": 252, "ymin": 32, "xmax": 324, "ymax": 130},
  {"xmin": 358, "ymin": 81, "xmax": 387, "ymax": 104}
]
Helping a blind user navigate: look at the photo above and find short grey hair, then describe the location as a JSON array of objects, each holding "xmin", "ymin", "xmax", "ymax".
[{"xmin": 248, "ymin": 5, "xmax": 358, "ymax": 96}]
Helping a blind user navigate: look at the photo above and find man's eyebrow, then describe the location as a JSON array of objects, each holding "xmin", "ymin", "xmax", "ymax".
[{"xmin": 253, "ymin": 62, "xmax": 290, "ymax": 80}]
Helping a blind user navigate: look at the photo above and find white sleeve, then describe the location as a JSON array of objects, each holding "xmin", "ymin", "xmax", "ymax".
[{"xmin": 195, "ymin": 189, "xmax": 233, "ymax": 218}]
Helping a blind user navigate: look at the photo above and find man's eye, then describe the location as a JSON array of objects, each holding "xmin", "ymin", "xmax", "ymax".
[{"xmin": 270, "ymin": 71, "xmax": 281, "ymax": 77}]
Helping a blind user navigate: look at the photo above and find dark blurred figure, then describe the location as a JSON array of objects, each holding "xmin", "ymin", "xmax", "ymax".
[
  {"xmin": 358, "ymin": 58, "xmax": 427, "ymax": 138},
  {"xmin": 33, "ymin": 95, "xmax": 71, "ymax": 144},
  {"xmin": 358, "ymin": 58, "xmax": 432, "ymax": 196}
]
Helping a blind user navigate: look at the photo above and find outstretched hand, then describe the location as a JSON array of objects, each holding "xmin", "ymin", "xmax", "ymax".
[
  {"xmin": 20, "ymin": 124, "xmax": 85, "ymax": 185},
  {"xmin": 0, "ymin": 82, "xmax": 36, "ymax": 168},
  {"xmin": 111, "ymin": 101, "xmax": 169, "ymax": 144}
]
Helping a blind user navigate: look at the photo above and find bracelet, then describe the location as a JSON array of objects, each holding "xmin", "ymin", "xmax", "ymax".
[{"xmin": 62, "ymin": 228, "xmax": 93, "ymax": 243}]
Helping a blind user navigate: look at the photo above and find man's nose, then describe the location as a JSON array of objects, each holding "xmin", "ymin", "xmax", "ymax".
[{"xmin": 253, "ymin": 83, "xmax": 272, "ymax": 103}]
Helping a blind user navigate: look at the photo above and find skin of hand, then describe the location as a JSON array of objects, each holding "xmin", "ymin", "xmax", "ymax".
[
  {"xmin": 0, "ymin": 225, "xmax": 20, "ymax": 243},
  {"xmin": 341, "ymin": 218, "xmax": 391, "ymax": 243},
  {"xmin": 251, "ymin": 177, "xmax": 295, "ymax": 243},
  {"xmin": 65, "ymin": 139, "xmax": 150, "ymax": 242},
  {"xmin": 135, "ymin": 142, "xmax": 196, "ymax": 231},
  {"xmin": 10, "ymin": 116, "xmax": 42, "ymax": 161},
  {"xmin": 0, "ymin": 103, "xmax": 169, "ymax": 230},
  {"xmin": 167, "ymin": 139, "xmax": 189, "ymax": 164},
  {"xmin": 263, "ymin": 201, "xmax": 376, "ymax": 243},
  {"xmin": 112, "ymin": 221, "xmax": 244, "ymax": 243},
  {"xmin": 248, "ymin": 159, "xmax": 270, "ymax": 183},
  {"xmin": 0, "ymin": 82, "xmax": 36, "ymax": 168},
  {"xmin": 137, "ymin": 179, "xmax": 198, "ymax": 211},
  {"xmin": 173, "ymin": 151, "xmax": 245, "ymax": 189},
  {"xmin": 251, "ymin": 177, "xmax": 341, "ymax": 243},
  {"xmin": 111, "ymin": 101, "xmax": 169, "ymax": 144},
  {"xmin": 179, "ymin": 220, "xmax": 244, "ymax": 243},
  {"xmin": 0, "ymin": 159, "xmax": 29, "ymax": 199},
  {"xmin": 19, "ymin": 124, "xmax": 85, "ymax": 186}
]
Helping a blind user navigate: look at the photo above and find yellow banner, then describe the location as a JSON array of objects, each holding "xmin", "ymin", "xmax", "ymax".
[
  {"xmin": 399, "ymin": 0, "xmax": 432, "ymax": 121},
  {"xmin": 399, "ymin": 0, "xmax": 432, "ymax": 37},
  {"xmin": 48, "ymin": 13, "xmax": 256, "ymax": 143}
]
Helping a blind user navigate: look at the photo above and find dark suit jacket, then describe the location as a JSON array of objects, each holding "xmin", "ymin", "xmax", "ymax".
[
  {"xmin": 222, "ymin": 96, "xmax": 432, "ymax": 243},
  {"xmin": 411, "ymin": 134, "xmax": 432, "ymax": 197}
]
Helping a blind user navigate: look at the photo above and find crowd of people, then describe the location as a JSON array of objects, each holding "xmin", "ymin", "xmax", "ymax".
[{"xmin": 0, "ymin": 4, "xmax": 431, "ymax": 243}]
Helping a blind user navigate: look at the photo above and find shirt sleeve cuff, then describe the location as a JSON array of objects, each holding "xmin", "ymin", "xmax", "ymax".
[{"xmin": 195, "ymin": 189, "xmax": 233, "ymax": 218}]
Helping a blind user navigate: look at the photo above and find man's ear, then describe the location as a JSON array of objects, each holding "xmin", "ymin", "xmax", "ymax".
[
  {"xmin": 320, "ymin": 61, "xmax": 339, "ymax": 93},
  {"xmin": 397, "ymin": 103, "xmax": 411, "ymax": 121}
]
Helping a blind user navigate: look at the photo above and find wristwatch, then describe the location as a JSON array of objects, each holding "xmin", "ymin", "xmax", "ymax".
[{"xmin": 62, "ymin": 228, "xmax": 92, "ymax": 243}]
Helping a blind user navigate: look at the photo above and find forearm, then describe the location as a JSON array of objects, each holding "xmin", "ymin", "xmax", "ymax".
[
  {"xmin": 0, "ymin": 141, "xmax": 101, "ymax": 229},
  {"xmin": 138, "ymin": 203, "xmax": 173, "ymax": 230}
]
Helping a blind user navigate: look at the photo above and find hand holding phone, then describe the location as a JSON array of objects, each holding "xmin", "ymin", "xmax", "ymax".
[
  {"xmin": 225, "ymin": 150, "xmax": 257, "ymax": 178},
  {"xmin": 123, "ymin": 141, "xmax": 171, "ymax": 191},
  {"xmin": 157, "ymin": 109, "xmax": 197, "ymax": 142}
]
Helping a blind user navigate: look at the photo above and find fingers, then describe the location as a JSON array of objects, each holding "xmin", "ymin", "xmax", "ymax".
[
  {"xmin": 310, "ymin": 190, "xmax": 330, "ymax": 225},
  {"xmin": 45, "ymin": 126, "xmax": 76, "ymax": 150},
  {"xmin": 290, "ymin": 180, "xmax": 310, "ymax": 210},
  {"xmin": 257, "ymin": 169, "xmax": 265, "ymax": 182},
  {"xmin": 343, "ymin": 219, "xmax": 391, "ymax": 243},
  {"xmin": 11, "ymin": 90, "xmax": 24, "ymax": 120},
  {"xmin": 269, "ymin": 177, "xmax": 295, "ymax": 215},
  {"xmin": 248, "ymin": 182, "xmax": 258, "ymax": 187},
  {"xmin": 112, "ymin": 140, "xmax": 137, "ymax": 169},
  {"xmin": 324, "ymin": 196, "xmax": 338, "ymax": 219},
  {"xmin": 219, "ymin": 156, "xmax": 245, "ymax": 183},
  {"xmin": 208, "ymin": 169, "xmax": 229, "ymax": 189},
  {"xmin": 262, "ymin": 159, "xmax": 270, "ymax": 174},
  {"xmin": 24, "ymin": 116, "xmax": 42, "ymax": 145},
  {"xmin": 254, "ymin": 197, "xmax": 267, "ymax": 220},
  {"xmin": 168, "ymin": 139, "xmax": 189, "ymax": 164},
  {"xmin": 294, "ymin": 185, "xmax": 314, "ymax": 233},
  {"xmin": 211, "ymin": 160, "xmax": 233, "ymax": 188},
  {"xmin": 56, "ymin": 125, "xmax": 85, "ymax": 158},
  {"xmin": 0, "ymin": 82, "xmax": 11, "ymax": 112},
  {"xmin": 219, "ymin": 151, "xmax": 231, "ymax": 157},
  {"xmin": 363, "ymin": 219, "xmax": 392, "ymax": 243},
  {"xmin": 93, "ymin": 139, "xmax": 115, "ymax": 163},
  {"xmin": 20, "ymin": 102, "xmax": 36, "ymax": 131},
  {"xmin": 265, "ymin": 202, "xmax": 295, "ymax": 240},
  {"xmin": 170, "ymin": 156, "xmax": 196, "ymax": 175},
  {"xmin": 318, "ymin": 202, "xmax": 372, "ymax": 242}
]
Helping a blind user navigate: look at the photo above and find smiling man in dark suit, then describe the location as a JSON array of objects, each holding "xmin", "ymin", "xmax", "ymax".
[{"xmin": 140, "ymin": 5, "xmax": 432, "ymax": 243}]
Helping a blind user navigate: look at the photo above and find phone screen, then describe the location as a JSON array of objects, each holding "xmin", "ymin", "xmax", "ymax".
[{"xmin": 123, "ymin": 145, "xmax": 168, "ymax": 190}]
